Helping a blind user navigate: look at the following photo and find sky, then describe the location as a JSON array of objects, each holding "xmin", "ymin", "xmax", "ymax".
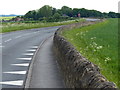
[{"xmin": 0, "ymin": 0, "xmax": 120, "ymax": 15}]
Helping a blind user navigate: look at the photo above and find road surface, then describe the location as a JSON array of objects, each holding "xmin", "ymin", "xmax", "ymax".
[
  {"xmin": 0, "ymin": 19, "xmax": 100, "ymax": 89},
  {"xmin": 0, "ymin": 26, "xmax": 60, "ymax": 88}
]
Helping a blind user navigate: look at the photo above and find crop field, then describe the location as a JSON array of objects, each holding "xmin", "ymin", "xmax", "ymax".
[
  {"xmin": 0, "ymin": 19, "xmax": 85, "ymax": 33},
  {"xmin": 0, "ymin": 16, "xmax": 15, "ymax": 20},
  {"xmin": 62, "ymin": 18, "xmax": 119, "ymax": 88}
]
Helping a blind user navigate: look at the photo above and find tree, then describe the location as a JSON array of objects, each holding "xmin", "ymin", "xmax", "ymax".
[
  {"xmin": 37, "ymin": 5, "xmax": 53, "ymax": 18},
  {"xmin": 53, "ymin": 13, "xmax": 61, "ymax": 21},
  {"xmin": 24, "ymin": 10, "xmax": 38, "ymax": 20},
  {"xmin": 73, "ymin": 8, "xmax": 80, "ymax": 17},
  {"xmin": 61, "ymin": 6, "xmax": 73, "ymax": 17},
  {"xmin": 24, "ymin": 11, "xmax": 33, "ymax": 18},
  {"xmin": 52, "ymin": 8, "xmax": 57, "ymax": 15},
  {"xmin": 108, "ymin": 12, "xmax": 118, "ymax": 18}
]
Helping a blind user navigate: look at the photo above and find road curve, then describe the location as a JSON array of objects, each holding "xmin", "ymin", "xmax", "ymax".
[
  {"xmin": 1, "ymin": 19, "xmax": 99, "ymax": 89},
  {"xmin": 1, "ymin": 26, "xmax": 60, "ymax": 88}
]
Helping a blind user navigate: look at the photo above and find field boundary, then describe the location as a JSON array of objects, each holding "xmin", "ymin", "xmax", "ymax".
[{"xmin": 53, "ymin": 21, "xmax": 117, "ymax": 88}]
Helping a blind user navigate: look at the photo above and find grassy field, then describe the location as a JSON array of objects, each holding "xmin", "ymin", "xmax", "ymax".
[
  {"xmin": 62, "ymin": 18, "xmax": 119, "ymax": 88},
  {"xmin": 0, "ymin": 16, "xmax": 15, "ymax": 20},
  {"xmin": 0, "ymin": 19, "xmax": 85, "ymax": 33}
]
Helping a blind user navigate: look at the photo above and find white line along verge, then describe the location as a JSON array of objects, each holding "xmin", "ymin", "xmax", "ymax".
[
  {"xmin": 0, "ymin": 80, "xmax": 23, "ymax": 86},
  {"xmin": 26, "ymin": 49, "xmax": 36, "ymax": 52},
  {"xmin": 11, "ymin": 63, "xmax": 29, "ymax": 67},
  {"xmin": 22, "ymin": 53, "xmax": 34, "ymax": 56},
  {"xmin": 3, "ymin": 71, "xmax": 27, "ymax": 75},
  {"xmin": 17, "ymin": 58, "xmax": 32, "ymax": 60},
  {"xmin": 4, "ymin": 39, "xmax": 12, "ymax": 42}
]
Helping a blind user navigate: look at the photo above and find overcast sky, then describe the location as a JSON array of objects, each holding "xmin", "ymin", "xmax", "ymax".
[{"xmin": 0, "ymin": 0, "xmax": 119, "ymax": 15}]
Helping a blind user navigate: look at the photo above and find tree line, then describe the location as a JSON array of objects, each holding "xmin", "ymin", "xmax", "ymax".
[{"xmin": 23, "ymin": 5, "xmax": 120, "ymax": 22}]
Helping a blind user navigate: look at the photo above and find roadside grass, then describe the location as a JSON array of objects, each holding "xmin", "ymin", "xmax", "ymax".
[
  {"xmin": 0, "ymin": 16, "xmax": 15, "ymax": 20},
  {"xmin": 0, "ymin": 19, "xmax": 85, "ymax": 33},
  {"xmin": 62, "ymin": 18, "xmax": 119, "ymax": 88}
]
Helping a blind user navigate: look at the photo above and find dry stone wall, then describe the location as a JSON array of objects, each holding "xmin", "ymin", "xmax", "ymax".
[{"xmin": 53, "ymin": 21, "xmax": 117, "ymax": 89}]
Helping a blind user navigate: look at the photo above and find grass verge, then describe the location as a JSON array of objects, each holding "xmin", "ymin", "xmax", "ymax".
[
  {"xmin": 0, "ymin": 19, "xmax": 85, "ymax": 33},
  {"xmin": 62, "ymin": 18, "xmax": 119, "ymax": 88}
]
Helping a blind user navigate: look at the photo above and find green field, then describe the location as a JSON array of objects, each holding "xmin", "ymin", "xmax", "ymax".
[
  {"xmin": 0, "ymin": 19, "xmax": 85, "ymax": 33},
  {"xmin": 0, "ymin": 16, "xmax": 15, "ymax": 20},
  {"xmin": 62, "ymin": 18, "xmax": 119, "ymax": 88}
]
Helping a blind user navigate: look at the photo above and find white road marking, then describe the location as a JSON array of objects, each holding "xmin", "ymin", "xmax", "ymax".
[
  {"xmin": 0, "ymin": 46, "xmax": 4, "ymax": 48},
  {"xmin": 11, "ymin": 63, "xmax": 29, "ymax": 67},
  {"xmin": 15, "ymin": 36, "xmax": 22, "ymax": 38},
  {"xmin": 4, "ymin": 39, "xmax": 12, "ymax": 42},
  {"xmin": 26, "ymin": 49, "xmax": 36, "ymax": 52},
  {"xmin": 22, "ymin": 53, "xmax": 34, "ymax": 56},
  {"xmin": 30, "ymin": 46, "xmax": 38, "ymax": 48},
  {"xmin": 3, "ymin": 71, "xmax": 26, "ymax": 75},
  {"xmin": 17, "ymin": 58, "xmax": 32, "ymax": 60},
  {"xmin": 0, "ymin": 80, "xmax": 23, "ymax": 86}
]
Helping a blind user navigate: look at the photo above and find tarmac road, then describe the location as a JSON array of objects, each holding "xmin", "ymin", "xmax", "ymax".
[
  {"xmin": 0, "ymin": 19, "xmax": 100, "ymax": 89},
  {"xmin": 0, "ymin": 26, "xmax": 61, "ymax": 88}
]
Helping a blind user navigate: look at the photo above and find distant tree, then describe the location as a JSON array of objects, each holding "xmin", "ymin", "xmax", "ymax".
[
  {"xmin": 52, "ymin": 8, "xmax": 57, "ymax": 15},
  {"xmin": 53, "ymin": 13, "xmax": 61, "ymax": 21},
  {"xmin": 102, "ymin": 12, "xmax": 109, "ymax": 18},
  {"xmin": 118, "ymin": 13, "xmax": 120, "ymax": 18},
  {"xmin": 61, "ymin": 6, "xmax": 73, "ymax": 17},
  {"xmin": 108, "ymin": 12, "xmax": 118, "ymax": 18},
  {"xmin": 24, "ymin": 11, "xmax": 33, "ymax": 18},
  {"xmin": 24, "ymin": 5, "xmax": 119, "ymax": 21},
  {"xmin": 78, "ymin": 8, "xmax": 89, "ymax": 17},
  {"xmin": 37, "ymin": 5, "xmax": 53, "ymax": 18},
  {"xmin": 53, "ymin": 13, "xmax": 61, "ymax": 19},
  {"xmin": 73, "ymin": 8, "xmax": 80, "ymax": 17},
  {"xmin": 56, "ymin": 9, "xmax": 62, "ymax": 15},
  {"xmin": 88, "ymin": 10, "xmax": 102, "ymax": 17},
  {"xmin": 24, "ymin": 10, "xmax": 38, "ymax": 20}
]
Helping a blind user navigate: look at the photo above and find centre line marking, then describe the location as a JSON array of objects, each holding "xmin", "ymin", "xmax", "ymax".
[
  {"xmin": 15, "ymin": 36, "xmax": 21, "ymax": 38},
  {"xmin": 4, "ymin": 39, "xmax": 12, "ymax": 42}
]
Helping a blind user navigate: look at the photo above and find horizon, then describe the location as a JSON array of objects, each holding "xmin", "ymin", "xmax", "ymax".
[
  {"xmin": 1, "ymin": 0, "xmax": 119, "ymax": 15},
  {"xmin": 0, "ymin": 6, "xmax": 119, "ymax": 16}
]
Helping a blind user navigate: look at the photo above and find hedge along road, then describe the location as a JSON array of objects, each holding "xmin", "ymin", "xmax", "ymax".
[{"xmin": 0, "ymin": 19, "xmax": 100, "ymax": 89}]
